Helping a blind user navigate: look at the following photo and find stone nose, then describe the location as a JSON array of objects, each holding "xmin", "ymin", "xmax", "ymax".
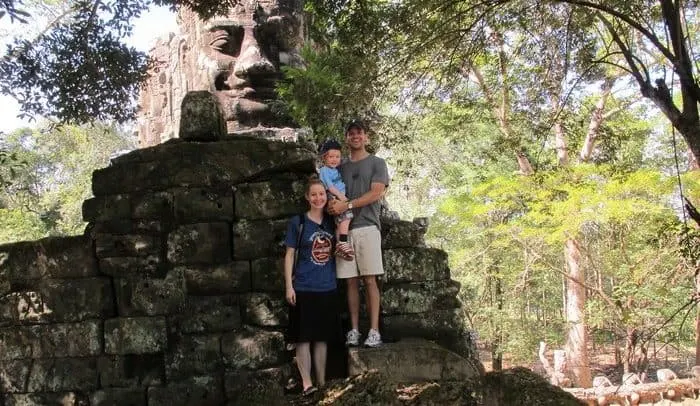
[{"xmin": 233, "ymin": 27, "xmax": 275, "ymax": 78}]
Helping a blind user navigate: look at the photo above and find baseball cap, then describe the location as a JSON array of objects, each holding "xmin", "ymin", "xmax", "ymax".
[
  {"xmin": 344, "ymin": 118, "xmax": 367, "ymax": 133},
  {"xmin": 319, "ymin": 139, "xmax": 342, "ymax": 154}
]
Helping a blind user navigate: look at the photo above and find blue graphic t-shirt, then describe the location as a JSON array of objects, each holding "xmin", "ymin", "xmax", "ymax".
[{"xmin": 284, "ymin": 214, "xmax": 337, "ymax": 292}]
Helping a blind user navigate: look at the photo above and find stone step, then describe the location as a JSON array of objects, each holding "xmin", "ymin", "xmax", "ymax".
[{"xmin": 347, "ymin": 337, "xmax": 483, "ymax": 383}]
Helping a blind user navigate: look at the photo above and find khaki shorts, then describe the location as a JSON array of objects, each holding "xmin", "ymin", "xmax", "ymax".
[{"xmin": 336, "ymin": 225, "xmax": 384, "ymax": 279}]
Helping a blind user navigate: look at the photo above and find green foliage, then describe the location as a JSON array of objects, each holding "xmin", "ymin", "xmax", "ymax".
[
  {"xmin": 0, "ymin": 141, "xmax": 25, "ymax": 188},
  {"xmin": 276, "ymin": 0, "xmax": 395, "ymax": 142},
  {"xmin": 429, "ymin": 163, "xmax": 689, "ymax": 361},
  {"xmin": 0, "ymin": 0, "xmax": 151, "ymax": 123},
  {"xmin": 0, "ymin": 0, "xmax": 245, "ymax": 125},
  {"xmin": 0, "ymin": 122, "xmax": 133, "ymax": 243},
  {"xmin": 276, "ymin": 45, "xmax": 381, "ymax": 142}
]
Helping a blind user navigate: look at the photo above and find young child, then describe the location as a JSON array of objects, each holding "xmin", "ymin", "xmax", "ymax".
[{"xmin": 318, "ymin": 139, "xmax": 355, "ymax": 260}]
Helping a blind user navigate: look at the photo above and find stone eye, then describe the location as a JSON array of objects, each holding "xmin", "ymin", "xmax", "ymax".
[
  {"xmin": 209, "ymin": 27, "xmax": 244, "ymax": 57},
  {"xmin": 209, "ymin": 31, "xmax": 229, "ymax": 51}
]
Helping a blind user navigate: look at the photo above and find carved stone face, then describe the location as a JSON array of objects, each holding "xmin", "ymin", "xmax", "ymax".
[{"xmin": 181, "ymin": 0, "xmax": 303, "ymax": 131}]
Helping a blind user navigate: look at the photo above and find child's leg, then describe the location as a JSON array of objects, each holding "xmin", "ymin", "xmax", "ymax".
[
  {"xmin": 338, "ymin": 218, "xmax": 350, "ymax": 241},
  {"xmin": 335, "ymin": 217, "xmax": 354, "ymax": 260}
]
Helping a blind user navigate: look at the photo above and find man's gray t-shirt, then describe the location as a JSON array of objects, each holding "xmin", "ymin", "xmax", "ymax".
[{"xmin": 339, "ymin": 155, "xmax": 389, "ymax": 230}]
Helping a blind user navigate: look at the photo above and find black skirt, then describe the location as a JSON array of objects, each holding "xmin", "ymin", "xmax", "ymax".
[{"xmin": 286, "ymin": 289, "xmax": 342, "ymax": 344}]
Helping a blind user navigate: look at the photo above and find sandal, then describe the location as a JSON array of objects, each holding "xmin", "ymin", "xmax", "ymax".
[
  {"xmin": 335, "ymin": 241, "xmax": 355, "ymax": 261},
  {"xmin": 302, "ymin": 386, "xmax": 318, "ymax": 397}
]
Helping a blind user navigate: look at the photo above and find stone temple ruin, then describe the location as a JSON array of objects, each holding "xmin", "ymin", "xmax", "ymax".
[
  {"xmin": 0, "ymin": 131, "xmax": 483, "ymax": 404},
  {"xmin": 0, "ymin": 0, "xmax": 601, "ymax": 405},
  {"xmin": 0, "ymin": 3, "xmax": 489, "ymax": 404}
]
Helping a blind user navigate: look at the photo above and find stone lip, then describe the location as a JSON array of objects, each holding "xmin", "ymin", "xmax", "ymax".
[
  {"xmin": 348, "ymin": 337, "xmax": 484, "ymax": 383},
  {"xmin": 92, "ymin": 138, "xmax": 317, "ymax": 196}
]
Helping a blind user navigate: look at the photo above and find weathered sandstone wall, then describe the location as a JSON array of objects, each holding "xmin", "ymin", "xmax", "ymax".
[{"xmin": 0, "ymin": 136, "xmax": 478, "ymax": 405}]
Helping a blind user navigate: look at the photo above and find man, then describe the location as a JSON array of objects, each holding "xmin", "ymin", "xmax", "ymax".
[{"xmin": 328, "ymin": 119, "xmax": 389, "ymax": 348}]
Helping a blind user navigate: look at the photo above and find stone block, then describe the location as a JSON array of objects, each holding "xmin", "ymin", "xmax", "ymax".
[
  {"xmin": 165, "ymin": 334, "xmax": 222, "ymax": 380},
  {"xmin": 0, "ymin": 321, "xmax": 102, "ymax": 360},
  {"xmin": 27, "ymin": 357, "xmax": 99, "ymax": 392},
  {"xmin": 92, "ymin": 139, "xmax": 315, "ymax": 195},
  {"xmin": 105, "ymin": 317, "xmax": 167, "ymax": 355},
  {"xmin": 4, "ymin": 392, "xmax": 90, "ymax": 405},
  {"xmin": 147, "ymin": 375, "xmax": 224, "ymax": 406},
  {"xmin": 0, "ymin": 359, "xmax": 30, "ymax": 392},
  {"xmin": 0, "ymin": 236, "xmax": 97, "ymax": 281},
  {"xmin": 0, "ymin": 278, "xmax": 113, "ymax": 325},
  {"xmin": 235, "ymin": 178, "xmax": 306, "ymax": 220},
  {"xmin": 232, "ymin": 219, "xmax": 287, "ymax": 260},
  {"xmin": 90, "ymin": 388, "xmax": 147, "ymax": 406},
  {"xmin": 95, "ymin": 234, "xmax": 160, "ymax": 258},
  {"xmin": 99, "ymin": 256, "xmax": 162, "ymax": 277},
  {"xmin": 0, "ymin": 327, "xmax": 32, "ymax": 359},
  {"xmin": 92, "ymin": 159, "xmax": 178, "ymax": 196},
  {"xmin": 383, "ymin": 248, "xmax": 450, "ymax": 283},
  {"xmin": 172, "ymin": 187, "xmax": 234, "ymax": 222},
  {"xmin": 97, "ymin": 354, "xmax": 165, "ymax": 388},
  {"xmin": 221, "ymin": 327, "xmax": 285, "ymax": 370},
  {"xmin": 167, "ymin": 223, "xmax": 231, "ymax": 265},
  {"xmin": 131, "ymin": 192, "xmax": 174, "ymax": 219},
  {"xmin": 381, "ymin": 219, "xmax": 426, "ymax": 249},
  {"xmin": 382, "ymin": 309, "xmax": 476, "ymax": 359},
  {"xmin": 229, "ymin": 127, "xmax": 312, "ymax": 141},
  {"xmin": 0, "ymin": 264, "xmax": 8, "ymax": 296},
  {"xmin": 169, "ymin": 296, "xmax": 241, "ymax": 334},
  {"xmin": 33, "ymin": 321, "xmax": 103, "ymax": 358},
  {"xmin": 181, "ymin": 262, "xmax": 250, "ymax": 295},
  {"xmin": 179, "ymin": 91, "xmax": 226, "ymax": 142},
  {"xmin": 250, "ymin": 257, "xmax": 284, "ymax": 292},
  {"xmin": 348, "ymin": 338, "xmax": 482, "ymax": 382},
  {"xmin": 242, "ymin": 293, "xmax": 287, "ymax": 327},
  {"xmin": 82, "ymin": 194, "xmax": 131, "ymax": 222},
  {"xmin": 89, "ymin": 220, "xmax": 162, "ymax": 236},
  {"xmin": 382, "ymin": 280, "xmax": 461, "ymax": 315},
  {"xmin": 115, "ymin": 269, "xmax": 186, "ymax": 316},
  {"xmin": 224, "ymin": 366, "xmax": 291, "ymax": 406}
]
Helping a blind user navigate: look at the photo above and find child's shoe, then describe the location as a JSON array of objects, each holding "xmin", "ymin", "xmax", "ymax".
[{"xmin": 335, "ymin": 241, "xmax": 355, "ymax": 261}]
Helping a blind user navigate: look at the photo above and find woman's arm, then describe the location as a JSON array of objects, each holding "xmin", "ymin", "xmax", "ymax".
[{"xmin": 284, "ymin": 247, "xmax": 296, "ymax": 305}]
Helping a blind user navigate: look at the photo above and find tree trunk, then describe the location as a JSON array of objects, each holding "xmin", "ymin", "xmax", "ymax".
[
  {"xmin": 623, "ymin": 327, "xmax": 637, "ymax": 373},
  {"xmin": 696, "ymin": 272, "xmax": 700, "ymax": 365},
  {"xmin": 689, "ymin": 147, "xmax": 699, "ymax": 170},
  {"xmin": 516, "ymin": 151, "xmax": 534, "ymax": 175},
  {"xmin": 564, "ymin": 238, "xmax": 592, "ymax": 387},
  {"xmin": 554, "ymin": 121, "xmax": 568, "ymax": 166},
  {"xmin": 580, "ymin": 79, "xmax": 613, "ymax": 162},
  {"xmin": 492, "ymin": 276, "xmax": 504, "ymax": 371},
  {"xmin": 695, "ymin": 303, "xmax": 700, "ymax": 366}
]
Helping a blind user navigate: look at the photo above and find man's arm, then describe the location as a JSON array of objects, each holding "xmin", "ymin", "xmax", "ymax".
[{"xmin": 328, "ymin": 182, "xmax": 385, "ymax": 215}]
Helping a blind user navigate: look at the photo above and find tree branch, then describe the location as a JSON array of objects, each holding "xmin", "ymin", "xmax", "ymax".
[
  {"xmin": 555, "ymin": 0, "xmax": 676, "ymax": 63},
  {"xmin": 2, "ymin": 7, "xmax": 75, "ymax": 62}
]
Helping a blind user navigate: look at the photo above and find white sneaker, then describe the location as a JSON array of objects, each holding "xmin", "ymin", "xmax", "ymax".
[
  {"xmin": 346, "ymin": 329, "xmax": 360, "ymax": 346},
  {"xmin": 364, "ymin": 329, "xmax": 382, "ymax": 348}
]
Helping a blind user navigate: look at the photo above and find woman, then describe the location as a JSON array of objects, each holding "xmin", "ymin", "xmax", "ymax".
[{"xmin": 284, "ymin": 176, "xmax": 339, "ymax": 396}]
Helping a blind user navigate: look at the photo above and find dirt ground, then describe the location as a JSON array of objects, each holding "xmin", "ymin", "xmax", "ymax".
[{"xmin": 478, "ymin": 341, "xmax": 698, "ymax": 384}]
